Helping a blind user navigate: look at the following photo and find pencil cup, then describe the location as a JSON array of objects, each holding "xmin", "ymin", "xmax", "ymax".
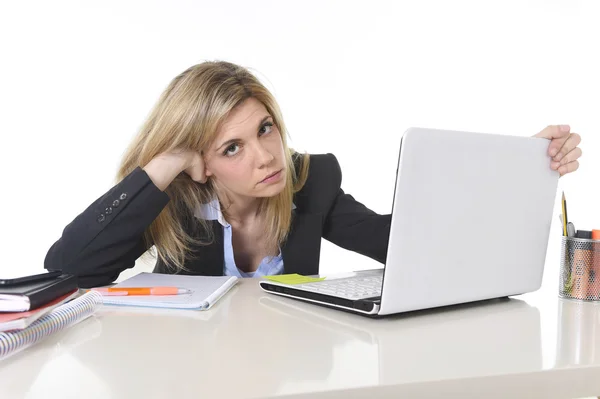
[{"xmin": 559, "ymin": 237, "xmax": 600, "ymax": 302}]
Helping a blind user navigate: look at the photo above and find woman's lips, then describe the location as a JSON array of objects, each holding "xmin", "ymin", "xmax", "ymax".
[{"xmin": 259, "ymin": 169, "xmax": 283, "ymax": 184}]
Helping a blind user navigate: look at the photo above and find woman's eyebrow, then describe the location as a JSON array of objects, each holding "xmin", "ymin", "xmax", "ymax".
[{"xmin": 215, "ymin": 115, "xmax": 273, "ymax": 150}]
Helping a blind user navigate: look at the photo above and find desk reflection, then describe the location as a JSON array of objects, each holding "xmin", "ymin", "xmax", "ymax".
[
  {"xmin": 51, "ymin": 285, "xmax": 339, "ymax": 398},
  {"xmin": 259, "ymin": 295, "xmax": 543, "ymax": 384},
  {"xmin": 555, "ymin": 299, "xmax": 600, "ymax": 367},
  {"xmin": 0, "ymin": 314, "xmax": 103, "ymax": 398}
]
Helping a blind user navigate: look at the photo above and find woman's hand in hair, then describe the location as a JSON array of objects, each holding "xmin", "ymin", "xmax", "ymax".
[
  {"xmin": 143, "ymin": 150, "xmax": 206, "ymax": 191},
  {"xmin": 182, "ymin": 151, "xmax": 207, "ymax": 183}
]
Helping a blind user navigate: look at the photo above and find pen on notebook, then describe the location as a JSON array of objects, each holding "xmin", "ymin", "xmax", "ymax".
[{"xmin": 91, "ymin": 287, "xmax": 192, "ymax": 296}]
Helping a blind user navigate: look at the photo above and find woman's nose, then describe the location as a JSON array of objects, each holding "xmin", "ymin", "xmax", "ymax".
[{"xmin": 254, "ymin": 143, "xmax": 275, "ymax": 167}]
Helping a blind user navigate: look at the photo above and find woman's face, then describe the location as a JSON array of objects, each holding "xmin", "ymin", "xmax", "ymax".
[{"xmin": 204, "ymin": 97, "xmax": 287, "ymax": 202}]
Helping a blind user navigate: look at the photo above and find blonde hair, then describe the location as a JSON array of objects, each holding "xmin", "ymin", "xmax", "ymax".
[{"xmin": 117, "ymin": 61, "xmax": 309, "ymax": 271}]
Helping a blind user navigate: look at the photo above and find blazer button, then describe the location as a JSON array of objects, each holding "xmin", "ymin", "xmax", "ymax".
[
  {"xmin": 120, "ymin": 193, "xmax": 127, "ymax": 200},
  {"xmin": 97, "ymin": 214, "xmax": 105, "ymax": 223},
  {"xmin": 105, "ymin": 206, "xmax": 113, "ymax": 215},
  {"xmin": 112, "ymin": 199, "xmax": 120, "ymax": 207}
]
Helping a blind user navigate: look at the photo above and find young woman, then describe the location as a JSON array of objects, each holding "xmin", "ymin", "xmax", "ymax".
[{"xmin": 44, "ymin": 61, "xmax": 583, "ymax": 288}]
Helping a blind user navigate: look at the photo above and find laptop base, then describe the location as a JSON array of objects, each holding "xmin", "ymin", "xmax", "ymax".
[{"xmin": 259, "ymin": 281, "xmax": 381, "ymax": 316}]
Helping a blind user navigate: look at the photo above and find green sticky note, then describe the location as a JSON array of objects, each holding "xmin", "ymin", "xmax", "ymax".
[{"xmin": 264, "ymin": 273, "xmax": 325, "ymax": 285}]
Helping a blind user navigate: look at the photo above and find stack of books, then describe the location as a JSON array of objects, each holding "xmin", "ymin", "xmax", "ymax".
[
  {"xmin": 0, "ymin": 274, "xmax": 79, "ymax": 331},
  {"xmin": 0, "ymin": 273, "xmax": 103, "ymax": 360}
]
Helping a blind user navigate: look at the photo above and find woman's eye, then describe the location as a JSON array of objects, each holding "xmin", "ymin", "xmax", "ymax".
[
  {"xmin": 260, "ymin": 122, "xmax": 273, "ymax": 135},
  {"xmin": 224, "ymin": 143, "xmax": 240, "ymax": 156}
]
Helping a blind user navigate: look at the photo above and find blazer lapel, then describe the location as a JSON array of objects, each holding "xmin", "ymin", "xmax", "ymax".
[{"xmin": 282, "ymin": 212, "xmax": 323, "ymax": 276}]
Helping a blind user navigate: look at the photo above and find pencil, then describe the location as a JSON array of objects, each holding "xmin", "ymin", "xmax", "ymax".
[{"xmin": 561, "ymin": 192, "xmax": 568, "ymax": 236}]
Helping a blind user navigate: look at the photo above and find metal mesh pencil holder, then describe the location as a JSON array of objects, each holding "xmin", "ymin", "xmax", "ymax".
[{"xmin": 559, "ymin": 237, "xmax": 600, "ymax": 302}]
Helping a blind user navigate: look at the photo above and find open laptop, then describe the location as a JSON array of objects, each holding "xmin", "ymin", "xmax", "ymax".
[{"xmin": 259, "ymin": 127, "xmax": 560, "ymax": 316}]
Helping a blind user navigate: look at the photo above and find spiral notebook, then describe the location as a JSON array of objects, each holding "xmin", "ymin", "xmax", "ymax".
[
  {"xmin": 101, "ymin": 272, "xmax": 238, "ymax": 310},
  {"xmin": 0, "ymin": 291, "xmax": 103, "ymax": 360}
]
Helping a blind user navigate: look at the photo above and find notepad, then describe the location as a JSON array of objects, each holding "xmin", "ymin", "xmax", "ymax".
[{"xmin": 101, "ymin": 273, "xmax": 238, "ymax": 310}]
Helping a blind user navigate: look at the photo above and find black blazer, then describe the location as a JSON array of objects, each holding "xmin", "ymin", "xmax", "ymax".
[{"xmin": 44, "ymin": 153, "xmax": 392, "ymax": 288}]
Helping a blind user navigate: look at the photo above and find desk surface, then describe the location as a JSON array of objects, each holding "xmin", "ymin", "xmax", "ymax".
[{"xmin": 1, "ymin": 272, "xmax": 600, "ymax": 399}]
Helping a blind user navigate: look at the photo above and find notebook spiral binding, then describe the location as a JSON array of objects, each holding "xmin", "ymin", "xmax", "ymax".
[{"xmin": 0, "ymin": 291, "xmax": 103, "ymax": 360}]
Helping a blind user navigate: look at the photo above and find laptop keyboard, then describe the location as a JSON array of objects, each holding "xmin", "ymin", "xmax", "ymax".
[{"xmin": 293, "ymin": 273, "xmax": 383, "ymax": 300}]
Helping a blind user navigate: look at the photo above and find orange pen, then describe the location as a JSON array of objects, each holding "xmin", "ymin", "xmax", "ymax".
[{"xmin": 91, "ymin": 287, "xmax": 191, "ymax": 296}]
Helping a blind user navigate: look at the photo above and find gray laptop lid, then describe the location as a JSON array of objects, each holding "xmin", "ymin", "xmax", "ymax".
[{"xmin": 379, "ymin": 127, "xmax": 559, "ymax": 315}]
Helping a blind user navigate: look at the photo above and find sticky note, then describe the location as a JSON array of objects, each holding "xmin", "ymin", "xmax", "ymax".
[{"xmin": 264, "ymin": 273, "xmax": 325, "ymax": 285}]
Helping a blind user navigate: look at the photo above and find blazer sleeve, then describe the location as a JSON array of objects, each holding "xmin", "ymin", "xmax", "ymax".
[
  {"xmin": 319, "ymin": 155, "xmax": 392, "ymax": 264},
  {"xmin": 44, "ymin": 167, "xmax": 170, "ymax": 287}
]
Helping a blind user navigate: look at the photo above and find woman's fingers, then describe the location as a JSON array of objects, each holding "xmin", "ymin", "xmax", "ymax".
[{"xmin": 552, "ymin": 132, "xmax": 582, "ymax": 163}]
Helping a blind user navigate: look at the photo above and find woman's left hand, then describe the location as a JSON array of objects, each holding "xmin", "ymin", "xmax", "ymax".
[{"xmin": 534, "ymin": 125, "xmax": 582, "ymax": 177}]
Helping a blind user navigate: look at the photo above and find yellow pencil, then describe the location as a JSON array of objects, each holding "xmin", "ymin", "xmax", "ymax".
[{"xmin": 561, "ymin": 192, "xmax": 568, "ymax": 236}]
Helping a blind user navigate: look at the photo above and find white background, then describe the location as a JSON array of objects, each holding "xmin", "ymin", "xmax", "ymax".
[{"xmin": 0, "ymin": 0, "xmax": 598, "ymax": 287}]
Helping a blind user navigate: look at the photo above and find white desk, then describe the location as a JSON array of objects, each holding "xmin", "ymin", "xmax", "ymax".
[{"xmin": 1, "ymin": 273, "xmax": 599, "ymax": 398}]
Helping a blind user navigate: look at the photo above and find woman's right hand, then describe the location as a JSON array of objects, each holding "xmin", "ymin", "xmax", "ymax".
[
  {"xmin": 181, "ymin": 151, "xmax": 207, "ymax": 184},
  {"xmin": 143, "ymin": 150, "xmax": 206, "ymax": 191}
]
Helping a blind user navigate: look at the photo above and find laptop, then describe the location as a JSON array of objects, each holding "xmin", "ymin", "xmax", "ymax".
[{"xmin": 259, "ymin": 127, "xmax": 560, "ymax": 316}]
